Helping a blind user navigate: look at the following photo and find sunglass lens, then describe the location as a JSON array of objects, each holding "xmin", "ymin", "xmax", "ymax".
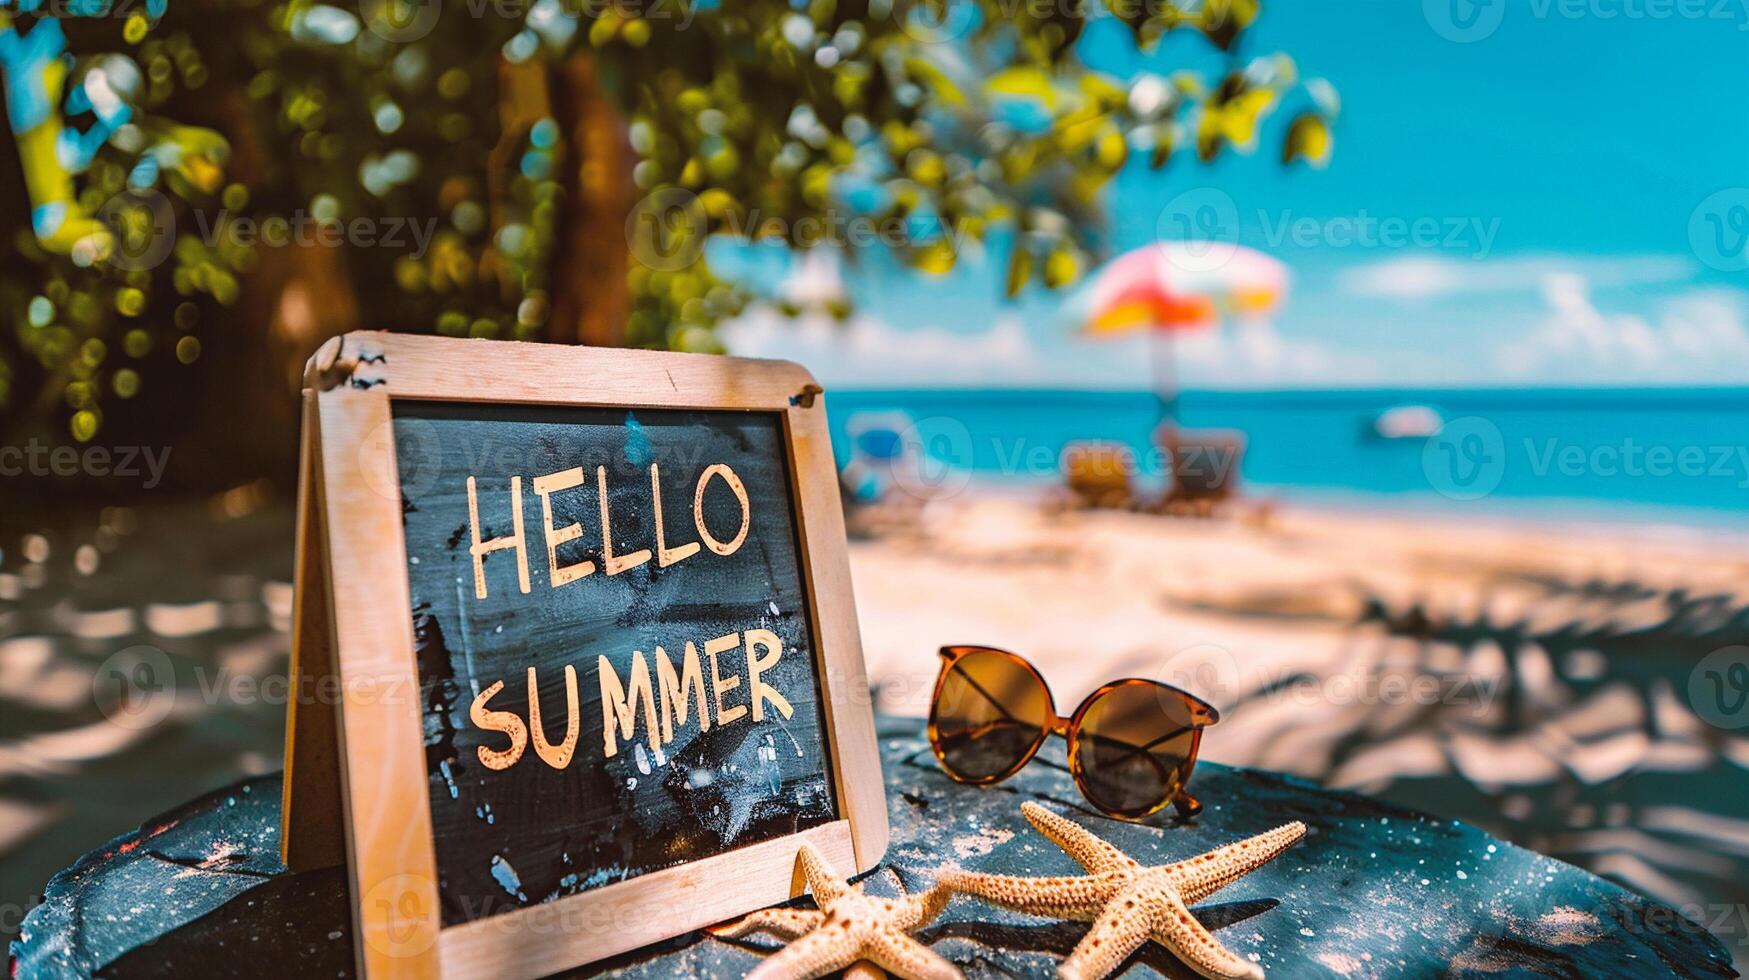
[
  {"xmin": 1073, "ymin": 682, "xmax": 1198, "ymax": 818},
  {"xmin": 931, "ymin": 649, "xmax": 1051, "ymax": 781}
]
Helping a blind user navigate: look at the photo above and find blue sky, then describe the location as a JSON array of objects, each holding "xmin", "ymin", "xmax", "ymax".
[{"xmin": 720, "ymin": 0, "xmax": 1749, "ymax": 389}]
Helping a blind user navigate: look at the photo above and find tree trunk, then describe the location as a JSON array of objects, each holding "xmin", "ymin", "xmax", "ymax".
[
  {"xmin": 144, "ymin": 89, "xmax": 360, "ymax": 492},
  {"xmin": 546, "ymin": 54, "xmax": 635, "ymax": 348}
]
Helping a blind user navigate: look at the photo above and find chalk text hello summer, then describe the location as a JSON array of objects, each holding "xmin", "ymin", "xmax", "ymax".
[{"xmin": 460, "ymin": 459, "xmax": 797, "ymax": 771}]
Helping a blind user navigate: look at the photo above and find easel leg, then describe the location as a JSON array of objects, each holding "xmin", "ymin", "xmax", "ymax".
[{"xmin": 282, "ymin": 392, "xmax": 346, "ymax": 871}]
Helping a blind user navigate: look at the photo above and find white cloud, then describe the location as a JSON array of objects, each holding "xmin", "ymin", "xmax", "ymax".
[
  {"xmin": 722, "ymin": 302, "xmax": 1385, "ymax": 390},
  {"xmin": 1176, "ymin": 319, "xmax": 1386, "ymax": 387},
  {"xmin": 778, "ymin": 249, "xmax": 847, "ymax": 307},
  {"xmin": 720, "ymin": 307, "xmax": 1061, "ymax": 388},
  {"xmin": 1495, "ymin": 277, "xmax": 1749, "ymax": 382},
  {"xmin": 1339, "ymin": 254, "xmax": 1694, "ymax": 301}
]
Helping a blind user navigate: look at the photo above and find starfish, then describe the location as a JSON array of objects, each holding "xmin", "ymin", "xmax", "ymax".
[
  {"xmin": 939, "ymin": 802, "xmax": 1305, "ymax": 980},
  {"xmin": 711, "ymin": 842, "xmax": 960, "ymax": 980}
]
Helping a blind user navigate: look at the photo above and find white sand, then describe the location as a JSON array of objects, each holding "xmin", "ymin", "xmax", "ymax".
[{"xmin": 847, "ymin": 491, "xmax": 1749, "ymax": 777}]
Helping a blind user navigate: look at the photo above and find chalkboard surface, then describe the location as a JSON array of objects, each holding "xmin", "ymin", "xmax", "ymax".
[{"xmin": 392, "ymin": 401, "xmax": 838, "ymax": 928}]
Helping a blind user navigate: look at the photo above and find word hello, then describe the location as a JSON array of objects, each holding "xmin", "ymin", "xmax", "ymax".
[
  {"xmin": 469, "ymin": 629, "xmax": 794, "ymax": 768},
  {"xmin": 467, "ymin": 461, "xmax": 750, "ymax": 600}
]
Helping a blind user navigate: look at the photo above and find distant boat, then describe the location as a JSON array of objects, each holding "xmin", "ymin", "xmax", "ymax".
[{"xmin": 1370, "ymin": 404, "xmax": 1444, "ymax": 440}]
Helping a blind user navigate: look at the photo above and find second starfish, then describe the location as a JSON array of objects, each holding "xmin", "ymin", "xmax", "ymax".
[{"xmin": 941, "ymin": 802, "xmax": 1306, "ymax": 980}]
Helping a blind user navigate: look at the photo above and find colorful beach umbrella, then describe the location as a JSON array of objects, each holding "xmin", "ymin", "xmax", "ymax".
[
  {"xmin": 1083, "ymin": 242, "xmax": 1289, "ymax": 336},
  {"xmin": 1079, "ymin": 242, "xmax": 1290, "ymax": 418}
]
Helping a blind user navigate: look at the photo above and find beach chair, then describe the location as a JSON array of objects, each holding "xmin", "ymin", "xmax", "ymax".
[
  {"xmin": 838, "ymin": 410, "xmax": 932, "ymax": 538},
  {"xmin": 1061, "ymin": 441, "xmax": 1137, "ymax": 510},
  {"xmin": 1159, "ymin": 424, "xmax": 1246, "ymax": 516}
]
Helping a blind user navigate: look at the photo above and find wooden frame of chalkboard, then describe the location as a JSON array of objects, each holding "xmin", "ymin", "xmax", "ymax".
[{"xmin": 280, "ymin": 331, "xmax": 887, "ymax": 979}]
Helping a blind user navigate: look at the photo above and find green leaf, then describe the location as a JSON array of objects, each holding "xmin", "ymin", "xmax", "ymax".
[
  {"xmin": 1283, "ymin": 112, "xmax": 1333, "ymax": 168},
  {"xmin": 1005, "ymin": 247, "xmax": 1032, "ymax": 298},
  {"xmin": 987, "ymin": 66, "xmax": 1057, "ymax": 110}
]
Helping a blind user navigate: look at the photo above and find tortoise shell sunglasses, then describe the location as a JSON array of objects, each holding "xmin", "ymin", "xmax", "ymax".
[{"xmin": 926, "ymin": 645, "xmax": 1220, "ymax": 820}]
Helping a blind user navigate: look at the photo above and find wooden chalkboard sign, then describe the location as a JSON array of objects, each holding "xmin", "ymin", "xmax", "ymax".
[{"xmin": 280, "ymin": 332, "xmax": 886, "ymax": 978}]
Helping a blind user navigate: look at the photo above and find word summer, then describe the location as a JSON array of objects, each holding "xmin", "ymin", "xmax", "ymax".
[
  {"xmin": 465, "ymin": 461, "xmax": 750, "ymax": 600},
  {"xmin": 468, "ymin": 629, "xmax": 795, "ymax": 768}
]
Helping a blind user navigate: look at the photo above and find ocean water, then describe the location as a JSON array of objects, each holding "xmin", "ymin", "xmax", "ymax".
[{"xmin": 822, "ymin": 387, "xmax": 1749, "ymax": 527}]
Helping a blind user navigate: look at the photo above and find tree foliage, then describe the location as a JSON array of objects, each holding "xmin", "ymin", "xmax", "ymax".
[{"xmin": 0, "ymin": 0, "xmax": 1334, "ymax": 444}]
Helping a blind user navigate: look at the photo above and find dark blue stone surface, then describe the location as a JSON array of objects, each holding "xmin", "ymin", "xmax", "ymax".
[{"xmin": 9, "ymin": 717, "xmax": 1738, "ymax": 979}]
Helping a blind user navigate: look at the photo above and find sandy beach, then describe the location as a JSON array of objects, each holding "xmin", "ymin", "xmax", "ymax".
[
  {"xmin": 3, "ymin": 489, "xmax": 1748, "ymax": 967},
  {"xmin": 854, "ymin": 490, "xmax": 1749, "ymax": 723},
  {"xmin": 848, "ymin": 487, "xmax": 1749, "ymax": 968}
]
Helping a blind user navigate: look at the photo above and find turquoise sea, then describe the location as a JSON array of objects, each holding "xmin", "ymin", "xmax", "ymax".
[{"xmin": 822, "ymin": 387, "xmax": 1749, "ymax": 527}]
